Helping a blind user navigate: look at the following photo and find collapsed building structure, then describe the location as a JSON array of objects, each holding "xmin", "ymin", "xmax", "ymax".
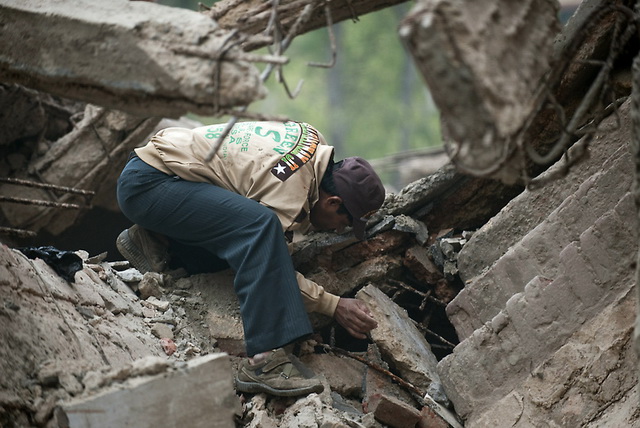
[{"xmin": 0, "ymin": 0, "xmax": 639, "ymax": 426}]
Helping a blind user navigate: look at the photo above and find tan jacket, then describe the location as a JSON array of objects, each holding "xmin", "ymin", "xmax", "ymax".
[{"xmin": 135, "ymin": 121, "xmax": 340, "ymax": 316}]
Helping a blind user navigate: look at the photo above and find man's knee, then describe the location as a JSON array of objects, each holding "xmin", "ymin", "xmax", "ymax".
[{"xmin": 253, "ymin": 204, "xmax": 281, "ymax": 229}]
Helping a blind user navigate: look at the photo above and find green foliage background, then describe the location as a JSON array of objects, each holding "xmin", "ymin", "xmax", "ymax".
[{"xmin": 156, "ymin": 0, "xmax": 442, "ymax": 171}]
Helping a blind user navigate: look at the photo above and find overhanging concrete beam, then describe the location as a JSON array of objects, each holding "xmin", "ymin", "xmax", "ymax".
[
  {"xmin": 399, "ymin": 0, "xmax": 560, "ymax": 182},
  {"xmin": 0, "ymin": 0, "xmax": 267, "ymax": 118},
  {"xmin": 208, "ymin": 0, "xmax": 411, "ymax": 51}
]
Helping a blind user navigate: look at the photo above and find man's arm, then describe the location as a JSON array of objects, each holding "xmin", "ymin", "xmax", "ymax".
[
  {"xmin": 295, "ymin": 273, "xmax": 377, "ymax": 338},
  {"xmin": 295, "ymin": 271, "xmax": 340, "ymax": 315}
]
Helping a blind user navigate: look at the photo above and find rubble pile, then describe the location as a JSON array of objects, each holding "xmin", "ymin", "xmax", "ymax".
[
  {"xmin": 0, "ymin": 160, "xmax": 471, "ymax": 427},
  {"xmin": 171, "ymin": 164, "xmax": 476, "ymax": 426},
  {"xmin": 0, "ymin": 243, "xmax": 230, "ymax": 427},
  {"xmin": 1, "ymin": 1, "xmax": 639, "ymax": 427}
]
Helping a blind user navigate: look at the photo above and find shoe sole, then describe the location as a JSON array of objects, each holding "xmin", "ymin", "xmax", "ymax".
[
  {"xmin": 116, "ymin": 229, "xmax": 152, "ymax": 274},
  {"xmin": 234, "ymin": 378, "xmax": 323, "ymax": 397}
]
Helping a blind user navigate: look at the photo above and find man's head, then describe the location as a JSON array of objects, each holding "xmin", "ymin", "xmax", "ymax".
[{"xmin": 311, "ymin": 157, "xmax": 385, "ymax": 240}]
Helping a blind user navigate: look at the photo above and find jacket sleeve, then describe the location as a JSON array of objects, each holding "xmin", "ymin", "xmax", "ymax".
[{"xmin": 295, "ymin": 272, "xmax": 340, "ymax": 316}]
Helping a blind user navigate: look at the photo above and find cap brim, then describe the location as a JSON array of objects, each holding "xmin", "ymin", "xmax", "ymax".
[{"xmin": 352, "ymin": 218, "xmax": 366, "ymax": 240}]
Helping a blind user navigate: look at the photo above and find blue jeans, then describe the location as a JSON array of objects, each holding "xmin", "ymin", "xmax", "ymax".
[{"xmin": 116, "ymin": 156, "xmax": 313, "ymax": 356}]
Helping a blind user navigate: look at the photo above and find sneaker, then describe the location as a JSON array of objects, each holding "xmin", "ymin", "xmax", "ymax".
[
  {"xmin": 116, "ymin": 224, "xmax": 169, "ymax": 273},
  {"xmin": 235, "ymin": 348, "xmax": 324, "ymax": 397}
]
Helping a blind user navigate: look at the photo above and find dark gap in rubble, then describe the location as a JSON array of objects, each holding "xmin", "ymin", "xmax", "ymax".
[
  {"xmin": 318, "ymin": 323, "xmax": 370, "ymax": 353},
  {"xmin": 384, "ymin": 280, "xmax": 461, "ymax": 360},
  {"xmin": 25, "ymin": 208, "xmax": 131, "ymax": 259},
  {"xmin": 425, "ymin": 307, "xmax": 459, "ymax": 361}
]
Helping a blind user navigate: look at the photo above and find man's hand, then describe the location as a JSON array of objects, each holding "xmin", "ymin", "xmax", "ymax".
[{"xmin": 334, "ymin": 298, "xmax": 378, "ymax": 339}]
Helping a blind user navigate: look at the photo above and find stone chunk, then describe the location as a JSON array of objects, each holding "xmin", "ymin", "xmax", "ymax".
[
  {"xmin": 138, "ymin": 272, "xmax": 165, "ymax": 300},
  {"xmin": 300, "ymin": 353, "xmax": 364, "ymax": 398},
  {"xmin": 356, "ymin": 284, "xmax": 440, "ymax": 392},
  {"xmin": 0, "ymin": 0, "xmax": 266, "ymax": 118},
  {"xmin": 393, "ymin": 215, "xmax": 429, "ymax": 245},
  {"xmin": 57, "ymin": 353, "xmax": 236, "ymax": 428},
  {"xmin": 150, "ymin": 323, "xmax": 174, "ymax": 340},
  {"xmin": 399, "ymin": 0, "xmax": 559, "ymax": 182}
]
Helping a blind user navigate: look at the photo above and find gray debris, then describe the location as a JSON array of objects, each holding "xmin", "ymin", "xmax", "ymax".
[{"xmin": 0, "ymin": 0, "xmax": 266, "ymax": 118}]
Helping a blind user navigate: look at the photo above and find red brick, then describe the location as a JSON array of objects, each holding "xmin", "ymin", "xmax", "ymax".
[
  {"xmin": 366, "ymin": 393, "xmax": 421, "ymax": 428},
  {"xmin": 417, "ymin": 405, "xmax": 450, "ymax": 428}
]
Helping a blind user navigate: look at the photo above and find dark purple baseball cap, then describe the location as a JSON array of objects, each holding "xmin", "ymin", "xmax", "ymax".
[{"xmin": 333, "ymin": 157, "xmax": 385, "ymax": 240}]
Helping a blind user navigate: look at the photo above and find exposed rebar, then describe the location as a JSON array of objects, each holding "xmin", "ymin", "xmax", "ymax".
[
  {"xmin": 0, "ymin": 195, "xmax": 83, "ymax": 209},
  {"xmin": 0, "ymin": 177, "xmax": 95, "ymax": 197},
  {"xmin": 0, "ymin": 227, "xmax": 37, "ymax": 238}
]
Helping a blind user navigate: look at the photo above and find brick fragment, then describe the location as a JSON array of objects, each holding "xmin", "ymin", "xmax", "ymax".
[
  {"xmin": 366, "ymin": 393, "xmax": 421, "ymax": 428},
  {"xmin": 404, "ymin": 245, "xmax": 444, "ymax": 285},
  {"xmin": 417, "ymin": 405, "xmax": 450, "ymax": 428}
]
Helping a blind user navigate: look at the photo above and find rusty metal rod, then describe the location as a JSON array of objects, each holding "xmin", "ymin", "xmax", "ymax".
[
  {"xmin": 171, "ymin": 46, "xmax": 289, "ymax": 65},
  {"xmin": 320, "ymin": 344, "xmax": 425, "ymax": 406},
  {"xmin": 0, "ymin": 195, "xmax": 82, "ymax": 209},
  {"xmin": 424, "ymin": 328, "xmax": 456, "ymax": 349},
  {"xmin": 0, "ymin": 177, "xmax": 95, "ymax": 196},
  {"xmin": 389, "ymin": 279, "xmax": 446, "ymax": 307},
  {"xmin": 410, "ymin": 318, "xmax": 456, "ymax": 349}
]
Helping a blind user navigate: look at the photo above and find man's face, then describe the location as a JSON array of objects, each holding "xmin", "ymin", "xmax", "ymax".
[{"xmin": 310, "ymin": 193, "xmax": 352, "ymax": 234}]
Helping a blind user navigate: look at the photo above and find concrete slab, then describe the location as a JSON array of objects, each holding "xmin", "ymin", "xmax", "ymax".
[
  {"xmin": 357, "ymin": 284, "xmax": 440, "ymax": 392},
  {"xmin": 0, "ymin": 0, "xmax": 266, "ymax": 117},
  {"xmin": 57, "ymin": 353, "xmax": 236, "ymax": 428}
]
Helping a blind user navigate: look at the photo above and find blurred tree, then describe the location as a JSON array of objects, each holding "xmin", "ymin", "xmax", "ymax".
[{"xmin": 255, "ymin": 5, "xmax": 442, "ymax": 162}]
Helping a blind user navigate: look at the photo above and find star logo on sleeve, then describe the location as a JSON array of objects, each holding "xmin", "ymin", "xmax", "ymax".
[{"xmin": 273, "ymin": 163, "xmax": 286, "ymax": 175}]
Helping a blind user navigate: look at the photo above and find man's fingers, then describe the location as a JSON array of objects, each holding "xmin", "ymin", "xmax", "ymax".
[
  {"xmin": 352, "ymin": 313, "xmax": 377, "ymax": 335},
  {"xmin": 347, "ymin": 327, "xmax": 367, "ymax": 340},
  {"xmin": 335, "ymin": 297, "xmax": 378, "ymax": 339},
  {"xmin": 356, "ymin": 309, "xmax": 377, "ymax": 329}
]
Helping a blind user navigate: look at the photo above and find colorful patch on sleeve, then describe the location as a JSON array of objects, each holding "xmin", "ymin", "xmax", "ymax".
[{"xmin": 271, "ymin": 123, "xmax": 319, "ymax": 182}]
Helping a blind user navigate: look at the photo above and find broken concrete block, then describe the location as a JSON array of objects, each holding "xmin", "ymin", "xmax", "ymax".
[
  {"xmin": 178, "ymin": 270, "xmax": 245, "ymax": 355},
  {"xmin": 243, "ymin": 394, "xmax": 280, "ymax": 428},
  {"xmin": 362, "ymin": 344, "xmax": 416, "ymax": 410},
  {"xmin": 278, "ymin": 392, "xmax": 353, "ymax": 427},
  {"xmin": 366, "ymin": 393, "xmax": 421, "ymax": 428},
  {"xmin": 356, "ymin": 284, "xmax": 440, "ymax": 393},
  {"xmin": 443, "ymin": 259, "xmax": 458, "ymax": 281},
  {"xmin": 138, "ymin": 272, "xmax": 165, "ymax": 299},
  {"xmin": 210, "ymin": 0, "xmax": 409, "ymax": 49},
  {"xmin": 57, "ymin": 353, "xmax": 236, "ymax": 428},
  {"xmin": 300, "ymin": 353, "xmax": 364, "ymax": 399},
  {"xmin": 59, "ymin": 372, "xmax": 83, "ymax": 396},
  {"xmin": 0, "ymin": 0, "xmax": 266, "ymax": 118},
  {"xmin": 0, "ymin": 105, "xmax": 162, "ymax": 235},
  {"xmin": 160, "ymin": 338, "xmax": 177, "ymax": 356},
  {"xmin": 399, "ymin": 0, "xmax": 559, "ymax": 182},
  {"xmin": 305, "ymin": 268, "xmax": 350, "ymax": 299},
  {"xmin": 392, "ymin": 215, "xmax": 429, "ymax": 245},
  {"xmin": 150, "ymin": 323, "xmax": 174, "ymax": 340},
  {"xmin": 115, "ymin": 268, "xmax": 143, "ymax": 283}
]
